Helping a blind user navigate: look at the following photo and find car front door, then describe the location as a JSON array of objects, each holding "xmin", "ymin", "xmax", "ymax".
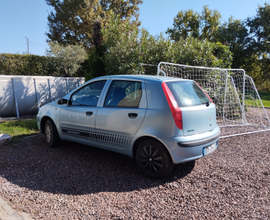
[
  {"xmin": 59, "ymin": 80, "xmax": 107, "ymax": 144},
  {"xmin": 95, "ymin": 80, "xmax": 147, "ymax": 150}
]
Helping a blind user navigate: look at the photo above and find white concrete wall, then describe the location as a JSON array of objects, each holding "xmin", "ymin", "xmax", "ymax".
[{"xmin": 0, "ymin": 76, "xmax": 85, "ymax": 117}]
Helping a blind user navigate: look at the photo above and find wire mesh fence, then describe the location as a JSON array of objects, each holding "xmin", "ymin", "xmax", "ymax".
[{"xmin": 137, "ymin": 64, "xmax": 158, "ymax": 75}]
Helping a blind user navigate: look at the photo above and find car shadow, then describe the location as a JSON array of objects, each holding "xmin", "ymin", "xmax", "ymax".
[{"xmin": 0, "ymin": 135, "xmax": 195, "ymax": 195}]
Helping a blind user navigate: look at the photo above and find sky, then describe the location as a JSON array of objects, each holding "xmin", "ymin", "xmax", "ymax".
[{"xmin": 0, "ymin": 0, "xmax": 269, "ymax": 56}]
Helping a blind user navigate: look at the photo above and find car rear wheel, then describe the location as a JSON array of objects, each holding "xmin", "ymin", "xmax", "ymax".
[
  {"xmin": 136, "ymin": 139, "xmax": 174, "ymax": 178},
  {"xmin": 44, "ymin": 119, "xmax": 60, "ymax": 147}
]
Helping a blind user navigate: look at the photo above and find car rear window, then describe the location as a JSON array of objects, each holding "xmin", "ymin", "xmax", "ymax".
[{"xmin": 166, "ymin": 81, "xmax": 210, "ymax": 107}]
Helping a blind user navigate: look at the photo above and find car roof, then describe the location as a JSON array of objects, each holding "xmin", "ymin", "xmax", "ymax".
[{"xmin": 92, "ymin": 75, "xmax": 192, "ymax": 83}]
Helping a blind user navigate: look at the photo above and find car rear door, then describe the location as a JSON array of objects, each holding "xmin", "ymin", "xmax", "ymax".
[
  {"xmin": 95, "ymin": 79, "xmax": 147, "ymax": 149},
  {"xmin": 165, "ymin": 80, "xmax": 217, "ymax": 136}
]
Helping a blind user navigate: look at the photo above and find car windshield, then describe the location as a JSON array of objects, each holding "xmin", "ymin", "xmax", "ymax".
[{"xmin": 166, "ymin": 81, "xmax": 210, "ymax": 107}]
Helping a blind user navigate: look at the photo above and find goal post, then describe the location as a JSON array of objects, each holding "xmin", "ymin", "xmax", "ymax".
[{"xmin": 156, "ymin": 62, "xmax": 270, "ymax": 138}]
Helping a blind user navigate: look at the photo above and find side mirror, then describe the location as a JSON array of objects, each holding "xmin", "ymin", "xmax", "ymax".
[{"xmin": 57, "ymin": 98, "xmax": 68, "ymax": 105}]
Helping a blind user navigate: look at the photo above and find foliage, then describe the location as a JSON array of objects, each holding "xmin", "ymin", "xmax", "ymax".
[
  {"xmin": 166, "ymin": 6, "xmax": 221, "ymax": 41},
  {"xmin": 93, "ymin": 20, "xmax": 104, "ymax": 57},
  {"xmin": 165, "ymin": 4, "xmax": 270, "ymax": 91},
  {"xmin": 0, "ymin": 53, "xmax": 88, "ymax": 77},
  {"xmin": 85, "ymin": 19, "xmax": 106, "ymax": 80},
  {"xmin": 46, "ymin": 42, "xmax": 87, "ymax": 77},
  {"xmin": 45, "ymin": 0, "xmax": 142, "ymax": 52},
  {"xmin": 247, "ymin": 3, "xmax": 270, "ymax": 54},
  {"xmin": 214, "ymin": 17, "xmax": 250, "ymax": 69},
  {"xmin": 102, "ymin": 14, "xmax": 140, "ymax": 75},
  {"xmin": 211, "ymin": 42, "xmax": 233, "ymax": 68},
  {"xmin": 99, "ymin": 14, "xmax": 232, "ymax": 76},
  {"xmin": 239, "ymin": 55, "xmax": 261, "ymax": 85},
  {"xmin": 86, "ymin": 51, "xmax": 105, "ymax": 80},
  {"xmin": 247, "ymin": 3, "xmax": 270, "ymax": 85},
  {"xmin": 0, "ymin": 54, "xmax": 55, "ymax": 76}
]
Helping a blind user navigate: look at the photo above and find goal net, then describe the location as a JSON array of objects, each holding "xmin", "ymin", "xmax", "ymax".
[{"xmin": 155, "ymin": 62, "xmax": 270, "ymax": 138}]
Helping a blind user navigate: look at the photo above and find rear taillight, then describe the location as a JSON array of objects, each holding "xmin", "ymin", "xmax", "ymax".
[
  {"xmin": 195, "ymin": 81, "xmax": 215, "ymax": 104},
  {"xmin": 162, "ymin": 82, "xmax": 183, "ymax": 130}
]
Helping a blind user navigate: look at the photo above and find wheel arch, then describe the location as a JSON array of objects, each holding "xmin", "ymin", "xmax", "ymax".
[
  {"xmin": 132, "ymin": 136, "xmax": 173, "ymax": 163},
  {"xmin": 40, "ymin": 116, "xmax": 54, "ymax": 134}
]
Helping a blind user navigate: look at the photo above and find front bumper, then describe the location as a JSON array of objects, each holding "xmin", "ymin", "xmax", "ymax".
[{"xmin": 36, "ymin": 115, "xmax": 41, "ymax": 131}]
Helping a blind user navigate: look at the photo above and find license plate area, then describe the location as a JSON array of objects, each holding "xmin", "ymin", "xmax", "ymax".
[{"xmin": 203, "ymin": 142, "xmax": 217, "ymax": 156}]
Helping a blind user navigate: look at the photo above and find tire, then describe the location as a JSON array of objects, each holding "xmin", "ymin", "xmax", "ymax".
[
  {"xmin": 44, "ymin": 119, "xmax": 61, "ymax": 147},
  {"xmin": 136, "ymin": 139, "xmax": 174, "ymax": 178}
]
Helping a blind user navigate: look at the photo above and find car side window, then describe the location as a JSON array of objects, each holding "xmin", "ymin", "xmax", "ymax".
[
  {"xmin": 104, "ymin": 80, "xmax": 142, "ymax": 107},
  {"xmin": 70, "ymin": 80, "xmax": 106, "ymax": 106}
]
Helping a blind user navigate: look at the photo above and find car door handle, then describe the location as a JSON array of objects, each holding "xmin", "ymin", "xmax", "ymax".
[
  {"xmin": 86, "ymin": 111, "xmax": 93, "ymax": 116},
  {"xmin": 128, "ymin": 113, "xmax": 138, "ymax": 119}
]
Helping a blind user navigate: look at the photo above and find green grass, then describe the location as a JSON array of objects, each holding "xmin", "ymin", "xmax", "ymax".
[
  {"xmin": 0, "ymin": 118, "xmax": 39, "ymax": 142},
  {"xmin": 259, "ymin": 91, "xmax": 270, "ymax": 108}
]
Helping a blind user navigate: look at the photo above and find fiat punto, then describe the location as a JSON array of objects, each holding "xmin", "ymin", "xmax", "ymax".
[{"xmin": 37, "ymin": 75, "xmax": 220, "ymax": 178}]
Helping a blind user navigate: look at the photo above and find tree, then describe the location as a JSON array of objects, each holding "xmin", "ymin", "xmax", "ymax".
[
  {"xmin": 99, "ymin": 14, "xmax": 232, "ymax": 76},
  {"xmin": 166, "ymin": 6, "xmax": 221, "ymax": 41},
  {"xmin": 247, "ymin": 3, "xmax": 270, "ymax": 84},
  {"xmin": 214, "ymin": 16, "xmax": 250, "ymax": 68},
  {"xmin": 166, "ymin": 9, "xmax": 200, "ymax": 40},
  {"xmin": 86, "ymin": 19, "xmax": 106, "ymax": 80},
  {"xmin": 247, "ymin": 3, "xmax": 270, "ymax": 54},
  {"xmin": 46, "ymin": 42, "xmax": 87, "ymax": 77},
  {"xmin": 45, "ymin": 0, "xmax": 142, "ymax": 52},
  {"xmin": 200, "ymin": 6, "xmax": 221, "ymax": 41},
  {"xmin": 93, "ymin": 19, "xmax": 104, "ymax": 57}
]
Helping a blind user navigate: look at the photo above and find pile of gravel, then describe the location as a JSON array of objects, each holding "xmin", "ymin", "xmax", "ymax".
[{"xmin": 0, "ymin": 131, "xmax": 269, "ymax": 219}]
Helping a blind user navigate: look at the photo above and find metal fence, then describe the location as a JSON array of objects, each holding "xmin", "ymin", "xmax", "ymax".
[{"xmin": 0, "ymin": 76, "xmax": 85, "ymax": 118}]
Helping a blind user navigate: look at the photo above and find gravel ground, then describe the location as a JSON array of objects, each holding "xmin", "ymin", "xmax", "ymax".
[{"xmin": 0, "ymin": 131, "xmax": 269, "ymax": 220}]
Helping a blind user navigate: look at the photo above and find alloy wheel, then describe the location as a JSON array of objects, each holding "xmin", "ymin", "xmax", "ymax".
[
  {"xmin": 45, "ymin": 122, "xmax": 52, "ymax": 144},
  {"xmin": 139, "ymin": 145, "xmax": 163, "ymax": 172}
]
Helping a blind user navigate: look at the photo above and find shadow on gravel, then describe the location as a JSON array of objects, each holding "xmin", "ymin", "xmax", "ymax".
[{"xmin": 0, "ymin": 135, "xmax": 195, "ymax": 195}]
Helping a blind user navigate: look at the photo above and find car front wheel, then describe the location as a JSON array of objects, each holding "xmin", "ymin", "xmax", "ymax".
[
  {"xmin": 44, "ymin": 119, "xmax": 60, "ymax": 147},
  {"xmin": 136, "ymin": 139, "xmax": 174, "ymax": 178}
]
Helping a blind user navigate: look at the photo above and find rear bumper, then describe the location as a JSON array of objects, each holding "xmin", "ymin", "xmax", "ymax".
[
  {"xmin": 160, "ymin": 127, "xmax": 220, "ymax": 164},
  {"xmin": 177, "ymin": 132, "xmax": 220, "ymax": 147}
]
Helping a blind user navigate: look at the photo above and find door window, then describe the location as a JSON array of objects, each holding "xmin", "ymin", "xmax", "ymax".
[
  {"xmin": 70, "ymin": 80, "xmax": 106, "ymax": 106},
  {"xmin": 104, "ymin": 80, "xmax": 142, "ymax": 107}
]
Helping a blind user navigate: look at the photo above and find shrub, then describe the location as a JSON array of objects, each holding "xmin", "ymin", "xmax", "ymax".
[
  {"xmin": 0, "ymin": 53, "xmax": 88, "ymax": 77},
  {"xmin": 96, "ymin": 14, "xmax": 232, "ymax": 76}
]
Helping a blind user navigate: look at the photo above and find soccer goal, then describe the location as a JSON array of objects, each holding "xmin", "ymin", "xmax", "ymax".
[{"xmin": 156, "ymin": 62, "xmax": 270, "ymax": 138}]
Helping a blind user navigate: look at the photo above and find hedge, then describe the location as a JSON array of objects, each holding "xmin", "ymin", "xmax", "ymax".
[{"xmin": 0, "ymin": 54, "xmax": 88, "ymax": 77}]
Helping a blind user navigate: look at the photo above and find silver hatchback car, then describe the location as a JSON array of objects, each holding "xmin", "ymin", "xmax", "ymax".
[{"xmin": 37, "ymin": 75, "xmax": 220, "ymax": 178}]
